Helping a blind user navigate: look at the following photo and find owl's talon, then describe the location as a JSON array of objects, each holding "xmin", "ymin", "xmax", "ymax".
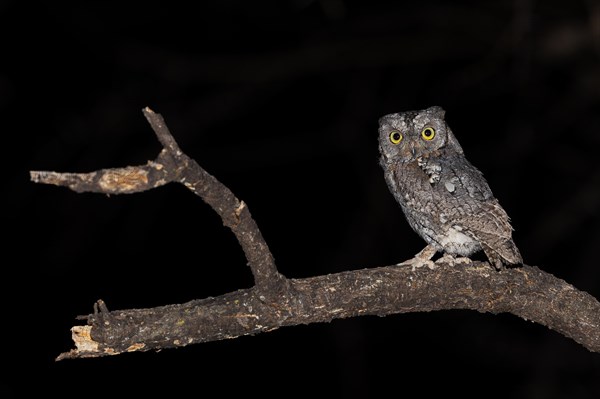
[
  {"xmin": 435, "ymin": 254, "xmax": 454, "ymax": 265},
  {"xmin": 402, "ymin": 259, "xmax": 437, "ymax": 270},
  {"xmin": 454, "ymin": 256, "xmax": 472, "ymax": 265},
  {"xmin": 435, "ymin": 254, "xmax": 472, "ymax": 266},
  {"xmin": 417, "ymin": 260, "xmax": 436, "ymax": 271},
  {"xmin": 397, "ymin": 258, "xmax": 437, "ymax": 271},
  {"xmin": 397, "ymin": 244, "xmax": 438, "ymax": 271}
]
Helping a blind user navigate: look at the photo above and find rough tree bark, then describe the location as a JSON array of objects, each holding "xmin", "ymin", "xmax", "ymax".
[{"xmin": 30, "ymin": 108, "xmax": 600, "ymax": 360}]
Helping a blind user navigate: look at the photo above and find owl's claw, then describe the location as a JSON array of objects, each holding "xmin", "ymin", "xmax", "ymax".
[
  {"xmin": 397, "ymin": 245, "xmax": 437, "ymax": 271},
  {"xmin": 435, "ymin": 253, "xmax": 472, "ymax": 266},
  {"xmin": 399, "ymin": 258, "xmax": 436, "ymax": 271}
]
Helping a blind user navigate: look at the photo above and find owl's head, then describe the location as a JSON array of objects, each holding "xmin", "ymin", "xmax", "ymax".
[{"xmin": 378, "ymin": 106, "xmax": 463, "ymax": 164}]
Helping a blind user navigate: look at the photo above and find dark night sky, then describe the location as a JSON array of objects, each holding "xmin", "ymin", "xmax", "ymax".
[{"xmin": 3, "ymin": 0, "xmax": 600, "ymax": 397}]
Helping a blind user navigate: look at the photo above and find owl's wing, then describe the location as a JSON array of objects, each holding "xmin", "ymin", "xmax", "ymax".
[
  {"xmin": 466, "ymin": 203, "xmax": 522, "ymax": 266},
  {"xmin": 443, "ymin": 157, "xmax": 522, "ymax": 265},
  {"xmin": 452, "ymin": 157, "xmax": 493, "ymax": 202}
]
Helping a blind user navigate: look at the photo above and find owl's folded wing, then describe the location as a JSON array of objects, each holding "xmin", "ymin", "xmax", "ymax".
[
  {"xmin": 439, "ymin": 158, "xmax": 521, "ymax": 265},
  {"xmin": 457, "ymin": 200, "xmax": 522, "ymax": 266}
]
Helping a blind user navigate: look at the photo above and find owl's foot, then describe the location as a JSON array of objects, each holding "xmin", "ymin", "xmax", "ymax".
[
  {"xmin": 397, "ymin": 245, "xmax": 437, "ymax": 271},
  {"xmin": 435, "ymin": 253, "xmax": 472, "ymax": 266}
]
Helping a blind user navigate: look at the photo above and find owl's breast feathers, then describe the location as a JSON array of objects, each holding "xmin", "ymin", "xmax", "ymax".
[{"xmin": 393, "ymin": 152, "xmax": 522, "ymax": 266}]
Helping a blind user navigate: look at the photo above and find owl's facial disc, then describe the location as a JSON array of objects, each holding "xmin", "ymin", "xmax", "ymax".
[{"xmin": 378, "ymin": 108, "xmax": 450, "ymax": 164}]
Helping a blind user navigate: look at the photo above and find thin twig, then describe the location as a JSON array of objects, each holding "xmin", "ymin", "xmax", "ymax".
[{"xmin": 142, "ymin": 107, "xmax": 181, "ymax": 153}]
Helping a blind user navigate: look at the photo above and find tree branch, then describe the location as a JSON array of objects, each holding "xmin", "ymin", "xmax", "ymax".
[
  {"xmin": 31, "ymin": 107, "xmax": 285, "ymax": 295},
  {"xmin": 30, "ymin": 108, "xmax": 600, "ymax": 360},
  {"xmin": 54, "ymin": 262, "xmax": 600, "ymax": 360}
]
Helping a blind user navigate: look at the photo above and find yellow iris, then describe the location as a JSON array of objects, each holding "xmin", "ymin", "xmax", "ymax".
[
  {"xmin": 389, "ymin": 131, "xmax": 403, "ymax": 144},
  {"xmin": 421, "ymin": 127, "xmax": 435, "ymax": 140}
]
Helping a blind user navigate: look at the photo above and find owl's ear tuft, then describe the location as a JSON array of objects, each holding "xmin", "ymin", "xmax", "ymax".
[
  {"xmin": 446, "ymin": 127, "xmax": 464, "ymax": 155},
  {"xmin": 428, "ymin": 106, "xmax": 445, "ymax": 119},
  {"xmin": 379, "ymin": 113, "xmax": 400, "ymax": 127}
]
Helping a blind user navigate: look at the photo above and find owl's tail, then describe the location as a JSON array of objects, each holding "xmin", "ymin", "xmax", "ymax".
[{"xmin": 482, "ymin": 238, "xmax": 523, "ymax": 269}]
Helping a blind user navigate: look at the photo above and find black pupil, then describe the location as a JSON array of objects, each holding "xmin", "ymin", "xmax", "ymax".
[
  {"xmin": 425, "ymin": 129, "xmax": 433, "ymax": 137},
  {"xmin": 392, "ymin": 132, "xmax": 400, "ymax": 141}
]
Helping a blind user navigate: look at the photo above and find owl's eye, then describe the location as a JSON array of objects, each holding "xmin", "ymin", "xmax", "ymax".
[
  {"xmin": 389, "ymin": 131, "xmax": 403, "ymax": 144},
  {"xmin": 421, "ymin": 127, "xmax": 436, "ymax": 141}
]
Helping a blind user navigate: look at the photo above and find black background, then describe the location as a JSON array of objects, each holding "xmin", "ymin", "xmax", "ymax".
[{"xmin": 3, "ymin": 0, "xmax": 600, "ymax": 397}]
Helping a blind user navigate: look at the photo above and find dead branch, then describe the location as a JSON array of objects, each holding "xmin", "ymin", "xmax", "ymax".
[
  {"xmin": 31, "ymin": 108, "xmax": 286, "ymax": 297},
  {"xmin": 30, "ymin": 108, "xmax": 600, "ymax": 360}
]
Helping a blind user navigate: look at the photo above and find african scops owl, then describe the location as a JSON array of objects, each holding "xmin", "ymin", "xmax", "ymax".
[{"xmin": 378, "ymin": 106, "xmax": 522, "ymax": 269}]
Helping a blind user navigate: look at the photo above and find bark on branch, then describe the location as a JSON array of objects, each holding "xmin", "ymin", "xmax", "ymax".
[{"xmin": 30, "ymin": 108, "xmax": 600, "ymax": 360}]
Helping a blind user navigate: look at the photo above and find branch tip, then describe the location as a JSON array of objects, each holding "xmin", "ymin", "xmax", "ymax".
[{"xmin": 142, "ymin": 107, "xmax": 181, "ymax": 154}]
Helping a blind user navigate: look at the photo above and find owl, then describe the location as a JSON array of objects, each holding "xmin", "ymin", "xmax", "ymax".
[{"xmin": 378, "ymin": 106, "xmax": 522, "ymax": 269}]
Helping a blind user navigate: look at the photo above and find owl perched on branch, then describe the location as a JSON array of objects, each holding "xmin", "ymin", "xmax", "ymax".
[{"xmin": 378, "ymin": 106, "xmax": 522, "ymax": 269}]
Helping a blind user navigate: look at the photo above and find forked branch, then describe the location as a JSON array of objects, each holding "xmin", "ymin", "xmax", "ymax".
[{"xmin": 30, "ymin": 108, "xmax": 600, "ymax": 360}]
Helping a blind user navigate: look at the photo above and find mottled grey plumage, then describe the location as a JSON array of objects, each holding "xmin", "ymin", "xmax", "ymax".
[{"xmin": 378, "ymin": 106, "xmax": 522, "ymax": 268}]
